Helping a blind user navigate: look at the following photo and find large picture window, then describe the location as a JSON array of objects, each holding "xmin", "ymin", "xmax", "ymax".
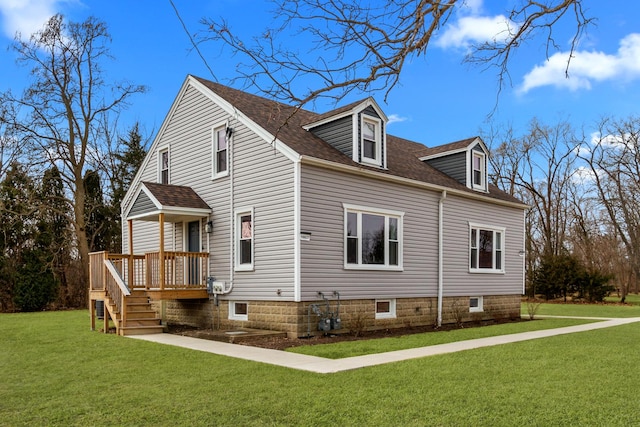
[
  {"xmin": 469, "ymin": 223, "xmax": 504, "ymax": 273},
  {"xmin": 212, "ymin": 125, "xmax": 228, "ymax": 178},
  {"xmin": 236, "ymin": 209, "xmax": 254, "ymax": 270},
  {"xmin": 344, "ymin": 204, "xmax": 403, "ymax": 270}
]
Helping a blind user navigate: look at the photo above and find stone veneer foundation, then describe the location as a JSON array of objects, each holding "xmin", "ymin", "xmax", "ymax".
[{"xmin": 154, "ymin": 295, "xmax": 521, "ymax": 338}]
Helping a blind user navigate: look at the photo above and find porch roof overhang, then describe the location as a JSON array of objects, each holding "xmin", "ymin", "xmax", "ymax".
[{"xmin": 126, "ymin": 182, "xmax": 211, "ymax": 223}]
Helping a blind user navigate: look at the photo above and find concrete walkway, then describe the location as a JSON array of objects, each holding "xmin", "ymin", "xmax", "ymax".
[{"xmin": 130, "ymin": 316, "xmax": 640, "ymax": 374}]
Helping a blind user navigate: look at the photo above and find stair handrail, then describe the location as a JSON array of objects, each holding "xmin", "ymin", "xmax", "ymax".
[{"xmin": 104, "ymin": 259, "xmax": 131, "ymax": 332}]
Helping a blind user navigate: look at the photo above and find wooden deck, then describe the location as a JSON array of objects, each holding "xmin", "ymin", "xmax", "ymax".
[{"xmin": 89, "ymin": 251, "xmax": 209, "ymax": 335}]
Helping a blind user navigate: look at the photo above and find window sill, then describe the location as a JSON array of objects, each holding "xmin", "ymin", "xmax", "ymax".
[
  {"xmin": 469, "ymin": 268, "xmax": 504, "ymax": 274},
  {"xmin": 375, "ymin": 313, "xmax": 396, "ymax": 320},
  {"xmin": 235, "ymin": 265, "xmax": 254, "ymax": 272},
  {"xmin": 211, "ymin": 171, "xmax": 229, "ymax": 180},
  {"xmin": 344, "ymin": 264, "xmax": 403, "ymax": 272}
]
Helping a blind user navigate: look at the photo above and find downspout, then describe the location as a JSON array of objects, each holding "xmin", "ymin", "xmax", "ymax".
[
  {"xmin": 437, "ymin": 190, "xmax": 447, "ymax": 327},
  {"xmin": 227, "ymin": 121, "xmax": 235, "ymax": 295}
]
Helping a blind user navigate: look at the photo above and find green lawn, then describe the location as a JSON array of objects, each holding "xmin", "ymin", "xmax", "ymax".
[
  {"xmin": 524, "ymin": 298, "xmax": 640, "ymax": 318},
  {"xmin": 288, "ymin": 317, "xmax": 594, "ymax": 359},
  {"xmin": 2, "ymin": 309, "xmax": 639, "ymax": 426}
]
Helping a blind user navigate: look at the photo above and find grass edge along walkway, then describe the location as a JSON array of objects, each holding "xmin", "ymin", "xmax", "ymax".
[{"xmin": 132, "ymin": 316, "xmax": 640, "ymax": 374}]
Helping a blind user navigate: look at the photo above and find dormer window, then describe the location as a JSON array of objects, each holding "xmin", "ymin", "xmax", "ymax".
[
  {"xmin": 361, "ymin": 116, "xmax": 382, "ymax": 166},
  {"xmin": 472, "ymin": 151, "xmax": 486, "ymax": 191}
]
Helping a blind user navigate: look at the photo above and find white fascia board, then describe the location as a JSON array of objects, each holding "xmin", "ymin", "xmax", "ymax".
[
  {"xmin": 121, "ymin": 77, "xmax": 193, "ymax": 211},
  {"xmin": 418, "ymin": 136, "xmax": 484, "ymax": 161},
  {"xmin": 303, "ymin": 97, "xmax": 388, "ymax": 131},
  {"xmin": 189, "ymin": 77, "xmax": 301, "ymax": 163},
  {"xmin": 300, "ymin": 155, "xmax": 529, "ymax": 210}
]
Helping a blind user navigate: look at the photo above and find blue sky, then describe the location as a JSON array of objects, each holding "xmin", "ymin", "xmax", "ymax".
[{"xmin": 1, "ymin": 0, "xmax": 639, "ymax": 147}]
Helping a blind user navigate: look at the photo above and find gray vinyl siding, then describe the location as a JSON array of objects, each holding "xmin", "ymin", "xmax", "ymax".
[
  {"xmin": 425, "ymin": 151, "xmax": 466, "ymax": 184},
  {"xmin": 230, "ymin": 118, "xmax": 296, "ymax": 301},
  {"xmin": 442, "ymin": 194, "xmax": 524, "ymax": 296},
  {"xmin": 299, "ymin": 164, "xmax": 439, "ymax": 301},
  {"xmin": 362, "ymin": 106, "xmax": 380, "ymax": 118},
  {"xmin": 299, "ymin": 164, "xmax": 524, "ymax": 301},
  {"xmin": 310, "ymin": 116, "xmax": 353, "ymax": 157},
  {"xmin": 129, "ymin": 191, "xmax": 155, "ymax": 217},
  {"xmin": 122, "ymin": 83, "xmax": 296, "ymax": 300}
]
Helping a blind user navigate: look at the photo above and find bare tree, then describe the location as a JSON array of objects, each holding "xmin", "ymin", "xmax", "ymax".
[
  {"xmin": 0, "ymin": 15, "xmax": 145, "ymax": 297},
  {"xmin": 193, "ymin": 0, "xmax": 590, "ymax": 109},
  {"xmin": 488, "ymin": 119, "xmax": 579, "ymax": 257},
  {"xmin": 578, "ymin": 116, "xmax": 640, "ymax": 301},
  {"xmin": 0, "ymin": 103, "xmax": 21, "ymax": 182}
]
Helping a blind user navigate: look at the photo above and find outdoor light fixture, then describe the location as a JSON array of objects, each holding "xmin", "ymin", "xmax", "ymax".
[
  {"xmin": 518, "ymin": 250, "xmax": 525, "ymax": 257},
  {"xmin": 205, "ymin": 221, "xmax": 214, "ymax": 233}
]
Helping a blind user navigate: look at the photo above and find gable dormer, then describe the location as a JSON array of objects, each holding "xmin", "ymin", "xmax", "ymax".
[
  {"xmin": 304, "ymin": 98, "xmax": 388, "ymax": 169},
  {"xmin": 419, "ymin": 137, "xmax": 489, "ymax": 192}
]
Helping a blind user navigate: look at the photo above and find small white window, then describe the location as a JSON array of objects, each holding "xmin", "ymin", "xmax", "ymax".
[
  {"xmin": 235, "ymin": 209, "xmax": 254, "ymax": 271},
  {"xmin": 472, "ymin": 151, "xmax": 486, "ymax": 190},
  {"xmin": 375, "ymin": 299, "xmax": 396, "ymax": 319},
  {"xmin": 469, "ymin": 296, "xmax": 483, "ymax": 313},
  {"xmin": 159, "ymin": 148, "xmax": 169, "ymax": 184},
  {"xmin": 361, "ymin": 116, "xmax": 382, "ymax": 166},
  {"xmin": 229, "ymin": 301, "xmax": 248, "ymax": 321},
  {"xmin": 212, "ymin": 125, "xmax": 228, "ymax": 179},
  {"xmin": 469, "ymin": 223, "xmax": 505, "ymax": 273}
]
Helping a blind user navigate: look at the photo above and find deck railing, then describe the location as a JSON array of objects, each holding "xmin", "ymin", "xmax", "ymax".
[{"xmin": 89, "ymin": 251, "xmax": 209, "ymax": 292}]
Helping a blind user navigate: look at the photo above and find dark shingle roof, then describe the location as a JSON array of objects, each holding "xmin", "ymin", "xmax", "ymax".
[
  {"xmin": 416, "ymin": 136, "xmax": 479, "ymax": 158},
  {"xmin": 193, "ymin": 76, "xmax": 523, "ymax": 206},
  {"xmin": 142, "ymin": 182, "xmax": 210, "ymax": 210}
]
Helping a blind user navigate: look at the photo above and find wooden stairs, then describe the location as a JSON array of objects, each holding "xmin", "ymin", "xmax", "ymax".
[{"xmin": 104, "ymin": 290, "xmax": 164, "ymax": 336}]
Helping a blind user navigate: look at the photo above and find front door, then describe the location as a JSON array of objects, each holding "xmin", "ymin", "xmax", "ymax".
[{"xmin": 187, "ymin": 221, "xmax": 200, "ymax": 285}]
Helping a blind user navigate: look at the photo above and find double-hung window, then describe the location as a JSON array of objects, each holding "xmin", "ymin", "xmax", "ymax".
[
  {"xmin": 361, "ymin": 116, "xmax": 382, "ymax": 166},
  {"xmin": 235, "ymin": 209, "xmax": 254, "ymax": 271},
  {"xmin": 212, "ymin": 125, "xmax": 228, "ymax": 178},
  {"xmin": 472, "ymin": 151, "xmax": 486, "ymax": 190},
  {"xmin": 344, "ymin": 204, "xmax": 403, "ymax": 270},
  {"xmin": 159, "ymin": 148, "xmax": 169, "ymax": 184},
  {"xmin": 469, "ymin": 223, "xmax": 504, "ymax": 273}
]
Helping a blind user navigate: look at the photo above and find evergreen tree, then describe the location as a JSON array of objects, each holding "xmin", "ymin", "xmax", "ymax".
[
  {"xmin": 84, "ymin": 170, "xmax": 107, "ymax": 252},
  {"xmin": 39, "ymin": 166, "xmax": 71, "ymax": 307},
  {"xmin": 107, "ymin": 123, "xmax": 148, "ymax": 252}
]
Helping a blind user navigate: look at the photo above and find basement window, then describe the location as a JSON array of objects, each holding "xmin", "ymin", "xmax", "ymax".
[
  {"xmin": 229, "ymin": 301, "xmax": 248, "ymax": 321},
  {"xmin": 469, "ymin": 296, "xmax": 483, "ymax": 313},
  {"xmin": 375, "ymin": 299, "xmax": 396, "ymax": 319}
]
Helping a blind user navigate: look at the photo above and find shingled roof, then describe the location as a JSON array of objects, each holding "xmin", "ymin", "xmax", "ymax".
[
  {"xmin": 142, "ymin": 182, "xmax": 211, "ymax": 210},
  {"xmin": 193, "ymin": 76, "xmax": 523, "ymax": 206}
]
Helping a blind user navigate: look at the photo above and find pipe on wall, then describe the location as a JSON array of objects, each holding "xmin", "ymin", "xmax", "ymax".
[{"xmin": 437, "ymin": 190, "xmax": 447, "ymax": 327}]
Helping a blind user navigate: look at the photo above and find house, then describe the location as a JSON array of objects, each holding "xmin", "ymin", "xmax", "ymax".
[{"xmin": 88, "ymin": 75, "xmax": 527, "ymax": 337}]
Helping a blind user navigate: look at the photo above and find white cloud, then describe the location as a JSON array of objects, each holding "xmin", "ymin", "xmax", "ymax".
[
  {"xmin": 435, "ymin": 14, "xmax": 518, "ymax": 49},
  {"xmin": 519, "ymin": 33, "xmax": 640, "ymax": 93},
  {"xmin": 0, "ymin": 0, "xmax": 60, "ymax": 39},
  {"xmin": 387, "ymin": 114, "xmax": 408, "ymax": 125},
  {"xmin": 571, "ymin": 166, "xmax": 599, "ymax": 186}
]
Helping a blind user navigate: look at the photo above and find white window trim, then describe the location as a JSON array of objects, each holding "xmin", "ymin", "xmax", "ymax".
[
  {"xmin": 360, "ymin": 115, "xmax": 383, "ymax": 167},
  {"xmin": 343, "ymin": 203, "xmax": 404, "ymax": 271},
  {"xmin": 229, "ymin": 301, "xmax": 248, "ymax": 321},
  {"xmin": 235, "ymin": 208, "xmax": 254, "ymax": 272},
  {"xmin": 158, "ymin": 147, "xmax": 170, "ymax": 184},
  {"xmin": 375, "ymin": 299, "xmax": 396, "ymax": 319},
  {"xmin": 471, "ymin": 150, "xmax": 487, "ymax": 191},
  {"xmin": 469, "ymin": 222, "xmax": 505, "ymax": 274},
  {"xmin": 211, "ymin": 122, "xmax": 229, "ymax": 179},
  {"xmin": 469, "ymin": 296, "xmax": 484, "ymax": 313}
]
